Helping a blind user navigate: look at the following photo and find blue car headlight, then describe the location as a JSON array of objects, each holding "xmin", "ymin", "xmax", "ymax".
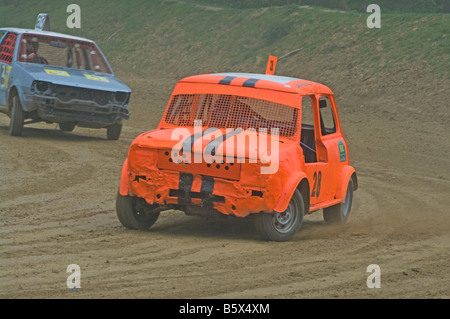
[
  {"xmin": 32, "ymin": 81, "xmax": 52, "ymax": 95},
  {"xmin": 115, "ymin": 91, "xmax": 129, "ymax": 105}
]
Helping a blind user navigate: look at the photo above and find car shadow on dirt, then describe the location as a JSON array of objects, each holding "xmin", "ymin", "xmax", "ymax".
[
  {"xmin": 125, "ymin": 209, "xmax": 334, "ymax": 242},
  {"xmin": 0, "ymin": 124, "xmax": 109, "ymax": 142},
  {"xmin": 147, "ymin": 212, "xmax": 260, "ymax": 241}
]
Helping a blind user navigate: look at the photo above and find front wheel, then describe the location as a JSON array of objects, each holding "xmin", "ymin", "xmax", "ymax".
[
  {"xmin": 107, "ymin": 123, "xmax": 122, "ymax": 140},
  {"xmin": 116, "ymin": 191, "xmax": 160, "ymax": 230},
  {"xmin": 255, "ymin": 189, "xmax": 304, "ymax": 241},
  {"xmin": 323, "ymin": 179, "xmax": 354, "ymax": 224},
  {"xmin": 59, "ymin": 122, "xmax": 76, "ymax": 132},
  {"xmin": 9, "ymin": 95, "xmax": 24, "ymax": 136}
]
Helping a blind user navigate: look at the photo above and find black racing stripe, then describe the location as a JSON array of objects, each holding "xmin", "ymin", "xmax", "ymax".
[
  {"xmin": 200, "ymin": 176, "xmax": 215, "ymax": 194},
  {"xmin": 204, "ymin": 128, "xmax": 243, "ymax": 157},
  {"xmin": 182, "ymin": 130, "xmax": 204, "ymax": 153},
  {"xmin": 242, "ymin": 78, "xmax": 259, "ymax": 88},
  {"xmin": 218, "ymin": 76, "xmax": 236, "ymax": 85},
  {"xmin": 200, "ymin": 175, "xmax": 215, "ymax": 209},
  {"xmin": 178, "ymin": 172, "xmax": 194, "ymax": 205}
]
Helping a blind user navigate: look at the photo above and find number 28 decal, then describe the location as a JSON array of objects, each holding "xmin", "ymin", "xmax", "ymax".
[{"xmin": 311, "ymin": 171, "xmax": 322, "ymax": 197}]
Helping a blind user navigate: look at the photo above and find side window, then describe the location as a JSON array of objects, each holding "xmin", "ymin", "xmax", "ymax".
[
  {"xmin": 318, "ymin": 96, "xmax": 336, "ymax": 136},
  {"xmin": 301, "ymin": 96, "xmax": 317, "ymax": 163},
  {"xmin": 301, "ymin": 96, "xmax": 314, "ymax": 127},
  {"xmin": 0, "ymin": 32, "xmax": 18, "ymax": 64}
]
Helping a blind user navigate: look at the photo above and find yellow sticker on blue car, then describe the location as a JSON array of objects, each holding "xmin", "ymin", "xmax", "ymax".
[
  {"xmin": 0, "ymin": 65, "xmax": 12, "ymax": 89},
  {"xmin": 84, "ymin": 74, "xmax": 109, "ymax": 82},
  {"xmin": 44, "ymin": 69, "xmax": 70, "ymax": 76}
]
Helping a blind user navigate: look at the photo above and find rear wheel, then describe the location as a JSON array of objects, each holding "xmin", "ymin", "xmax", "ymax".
[
  {"xmin": 323, "ymin": 179, "xmax": 354, "ymax": 224},
  {"xmin": 116, "ymin": 191, "xmax": 160, "ymax": 230},
  {"xmin": 59, "ymin": 122, "xmax": 76, "ymax": 132},
  {"xmin": 107, "ymin": 123, "xmax": 122, "ymax": 140},
  {"xmin": 255, "ymin": 189, "xmax": 304, "ymax": 241},
  {"xmin": 9, "ymin": 95, "xmax": 24, "ymax": 136}
]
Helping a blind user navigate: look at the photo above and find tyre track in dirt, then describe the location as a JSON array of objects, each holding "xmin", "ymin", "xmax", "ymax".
[{"xmin": 0, "ymin": 120, "xmax": 128, "ymax": 297}]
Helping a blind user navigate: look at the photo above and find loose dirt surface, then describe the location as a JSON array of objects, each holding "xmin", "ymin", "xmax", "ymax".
[{"xmin": 1, "ymin": 75, "xmax": 449, "ymax": 299}]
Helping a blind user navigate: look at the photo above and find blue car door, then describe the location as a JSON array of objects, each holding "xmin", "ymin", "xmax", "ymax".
[{"xmin": 0, "ymin": 31, "xmax": 18, "ymax": 108}]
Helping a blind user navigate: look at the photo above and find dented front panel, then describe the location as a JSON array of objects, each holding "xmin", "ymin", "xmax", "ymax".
[{"xmin": 124, "ymin": 131, "xmax": 299, "ymax": 217}]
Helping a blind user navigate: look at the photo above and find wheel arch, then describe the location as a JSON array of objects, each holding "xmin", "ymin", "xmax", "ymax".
[
  {"xmin": 351, "ymin": 171, "xmax": 358, "ymax": 191},
  {"xmin": 274, "ymin": 172, "xmax": 309, "ymax": 213},
  {"xmin": 119, "ymin": 158, "xmax": 130, "ymax": 196},
  {"xmin": 335, "ymin": 165, "xmax": 357, "ymax": 202},
  {"xmin": 296, "ymin": 178, "xmax": 310, "ymax": 214},
  {"xmin": 7, "ymin": 85, "xmax": 19, "ymax": 115}
]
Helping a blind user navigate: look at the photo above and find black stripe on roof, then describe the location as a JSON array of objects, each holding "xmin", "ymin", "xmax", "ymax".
[
  {"xmin": 242, "ymin": 78, "xmax": 259, "ymax": 88},
  {"xmin": 218, "ymin": 76, "xmax": 236, "ymax": 85}
]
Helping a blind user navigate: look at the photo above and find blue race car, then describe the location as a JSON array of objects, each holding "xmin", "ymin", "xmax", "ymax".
[{"xmin": 0, "ymin": 15, "xmax": 131, "ymax": 139}]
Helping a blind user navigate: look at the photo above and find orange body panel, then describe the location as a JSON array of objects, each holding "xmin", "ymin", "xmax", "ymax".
[{"xmin": 120, "ymin": 72, "xmax": 356, "ymax": 217}]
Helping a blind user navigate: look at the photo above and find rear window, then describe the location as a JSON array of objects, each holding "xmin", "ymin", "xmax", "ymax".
[
  {"xmin": 163, "ymin": 93, "xmax": 298, "ymax": 138},
  {"xmin": 0, "ymin": 32, "xmax": 18, "ymax": 64},
  {"xmin": 17, "ymin": 34, "xmax": 111, "ymax": 74}
]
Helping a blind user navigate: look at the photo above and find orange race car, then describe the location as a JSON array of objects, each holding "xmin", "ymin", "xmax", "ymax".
[{"xmin": 116, "ymin": 57, "xmax": 357, "ymax": 241}]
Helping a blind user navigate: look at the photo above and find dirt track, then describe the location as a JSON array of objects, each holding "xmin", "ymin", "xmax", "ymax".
[{"xmin": 0, "ymin": 75, "xmax": 449, "ymax": 299}]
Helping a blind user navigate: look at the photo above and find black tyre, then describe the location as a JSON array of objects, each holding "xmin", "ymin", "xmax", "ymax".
[
  {"xmin": 59, "ymin": 122, "xmax": 76, "ymax": 132},
  {"xmin": 323, "ymin": 179, "xmax": 354, "ymax": 224},
  {"xmin": 116, "ymin": 191, "xmax": 160, "ymax": 230},
  {"xmin": 9, "ymin": 95, "xmax": 24, "ymax": 136},
  {"xmin": 255, "ymin": 189, "xmax": 304, "ymax": 241},
  {"xmin": 107, "ymin": 123, "xmax": 122, "ymax": 140}
]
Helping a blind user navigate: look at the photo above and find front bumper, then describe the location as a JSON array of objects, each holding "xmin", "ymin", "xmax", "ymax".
[
  {"xmin": 127, "ymin": 169, "xmax": 278, "ymax": 217},
  {"xmin": 23, "ymin": 90, "xmax": 130, "ymax": 128},
  {"xmin": 125, "ymin": 145, "xmax": 281, "ymax": 218}
]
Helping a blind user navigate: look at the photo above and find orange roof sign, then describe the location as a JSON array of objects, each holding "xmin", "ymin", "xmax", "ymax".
[{"xmin": 265, "ymin": 55, "xmax": 277, "ymax": 75}]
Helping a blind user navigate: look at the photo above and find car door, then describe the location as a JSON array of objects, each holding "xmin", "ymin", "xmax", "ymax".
[
  {"xmin": 301, "ymin": 95, "xmax": 327, "ymax": 206},
  {"xmin": 0, "ymin": 31, "xmax": 18, "ymax": 109},
  {"xmin": 301, "ymin": 94, "xmax": 342, "ymax": 206},
  {"xmin": 314, "ymin": 94, "xmax": 343, "ymax": 202}
]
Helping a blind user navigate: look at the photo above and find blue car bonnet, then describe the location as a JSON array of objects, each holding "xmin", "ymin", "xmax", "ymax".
[{"xmin": 18, "ymin": 62, "xmax": 131, "ymax": 92}]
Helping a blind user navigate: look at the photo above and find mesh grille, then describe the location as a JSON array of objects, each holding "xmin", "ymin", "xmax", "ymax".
[
  {"xmin": 54, "ymin": 85, "xmax": 113, "ymax": 105},
  {"xmin": 163, "ymin": 94, "xmax": 298, "ymax": 138}
]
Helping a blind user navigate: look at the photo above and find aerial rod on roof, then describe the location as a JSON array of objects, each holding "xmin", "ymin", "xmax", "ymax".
[
  {"xmin": 278, "ymin": 47, "xmax": 304, "ymax": 61},
  {"xmin": 265, "ymin": 47, "xmax": 304, "ymax": 75}
]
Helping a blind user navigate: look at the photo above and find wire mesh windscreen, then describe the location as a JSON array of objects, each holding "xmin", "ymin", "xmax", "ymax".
[
  {"xmin": 18, "ymin": 34, "xmax": 111, "ymax": 74},
  {"xmin": 163, "ymin": 94, "xmax": 298, "ymax": 138}
]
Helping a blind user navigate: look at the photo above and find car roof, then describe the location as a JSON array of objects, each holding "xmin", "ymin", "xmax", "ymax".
[
  {"xmin": 0, "ymin": 27, "xmax": 94, "ymax": 43},
  {"xmin": 179, "ymin": 72, "xmax": 334, "ymax": 95}
]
